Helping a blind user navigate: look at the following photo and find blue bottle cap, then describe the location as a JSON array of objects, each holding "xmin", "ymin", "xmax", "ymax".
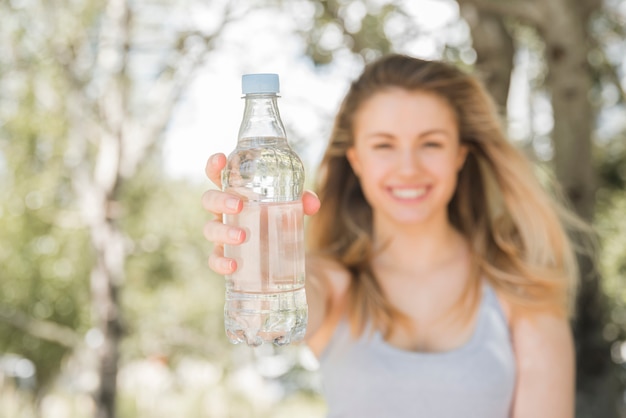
[{"xmin": 242, "ymin": 73, "xmax": 280, "ymax": 94}]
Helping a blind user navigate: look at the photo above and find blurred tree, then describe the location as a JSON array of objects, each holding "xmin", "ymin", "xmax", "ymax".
[
  {"xmin": 0, "ymin": 0, "xmax": 91, "ymax": 396},
  {"xmin": 0, "ymin": 0, "xmax": 243, "ymax": 416},
  {"xmin": 1, "ymin": 0, "xmax": 624, "ymax": 416},
  {"xmin": 44, "ymin": 0, "xmax": 243, "ymax": 415},
  {"xmin": 457, "ymin": 0, "xmax": 625, "ymax": 416},
  {"xmin": 289, "ymin": 0, "xmax": 416, "ymax": 64}
]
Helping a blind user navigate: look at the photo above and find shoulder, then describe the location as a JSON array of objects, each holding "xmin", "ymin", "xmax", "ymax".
[
  {"xmin": 493, "ymin": 290, "xmax": 573, "ymax": 358},
  {"xmin": 494, "ymin": 292, "xmax": 573, "ymax": 369},
  {"xmin": 510, "ymin": 311, "xmax": 574, "ymax": 368}
]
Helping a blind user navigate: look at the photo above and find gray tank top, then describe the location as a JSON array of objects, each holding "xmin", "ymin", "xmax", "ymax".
[{"xmin": 318, "ymin": 284, "xmax": 516, "ymax": 418}]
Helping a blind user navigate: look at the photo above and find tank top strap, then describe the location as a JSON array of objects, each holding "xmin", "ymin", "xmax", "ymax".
[{"xmin": 482, "ymin": 283, "xmax": 510, "ymax": 328}]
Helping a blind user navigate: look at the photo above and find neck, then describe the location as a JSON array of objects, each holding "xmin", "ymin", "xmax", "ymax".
[{"xmin": 372, "ymin": 213, "xmax": 467, "ymax": 275}]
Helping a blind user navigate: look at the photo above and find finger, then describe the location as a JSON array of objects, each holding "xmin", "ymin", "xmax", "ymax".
[
  {"xmin": 208, "ymin": 249, "xmax": 238, "ymax": 275},
  {"xmin": 203, "ymin": 219, "xmax": 246, "ymax": 245},
  {"xmin": 205, "ymin": 153, "xmax": 227, "ymax": 189},
  {"xmin": 201, "ymin": 189, "xmax": 243, "ymax": 217},
  {"xmin": 302, "ymin": 190, "xmax": 321, "ymax": 216}
]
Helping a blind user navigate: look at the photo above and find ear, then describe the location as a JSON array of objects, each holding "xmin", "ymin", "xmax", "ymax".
[
  {"xmin": 346, "ymin": 146, "xmax": 362, "ymax": 177},
  {"xmin": 456, "ymin": 144, "xmax": 469, "ymax": 172}
]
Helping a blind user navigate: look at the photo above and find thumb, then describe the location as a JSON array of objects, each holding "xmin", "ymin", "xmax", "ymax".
[{"xmin": 302, "ymin": 190, "xmax": 320, "ymax": 216}]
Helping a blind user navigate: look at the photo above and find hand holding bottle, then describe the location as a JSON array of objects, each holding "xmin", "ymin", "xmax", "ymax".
[
  {"xmin": 202, "ymin": 153, "xmax": 320, "ymax": 276},
  {"xmin": 204, "ymin": 72, "xmax": 319, "ymax": 347}
]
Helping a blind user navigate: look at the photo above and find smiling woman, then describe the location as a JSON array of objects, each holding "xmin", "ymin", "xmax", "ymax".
[
  {"xmin": 203, "ymin": 54, "xmax": 585, "ymax": 418},
  {"xmin": 346, "ymin": 89, "xmax": 467, "ymax": 229}
]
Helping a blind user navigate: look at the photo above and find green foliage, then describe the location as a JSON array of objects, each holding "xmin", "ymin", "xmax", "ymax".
[
  {"xmin": 0, "ymin": 0, "xmax": 625, "ymax": 415},
  {"xmin": 0, "ymin": 69, "xmax": 92, "ymax": 390},
  {"xmin": 0, "ymin": 12, "xmax": 94, "ymax": 383},
  {"xmin": 118, "ymin": 159, "xmax": 232, "ymax": 363},
  {"xmin": 292, "ymin": 0, "xmax": 408, "ymax": 65},
  {"xmin": 597, "ymin": 132, "xmax": 626, "ymax": 191},
  {"xmin": 596, "ymin": 190, "xmax": 626, "ymax": 340}
]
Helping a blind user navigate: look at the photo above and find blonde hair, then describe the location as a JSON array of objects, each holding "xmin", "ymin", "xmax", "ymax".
[{"xmin": 307, "ymin": 54, "xmax": 582, "ymax": 337}]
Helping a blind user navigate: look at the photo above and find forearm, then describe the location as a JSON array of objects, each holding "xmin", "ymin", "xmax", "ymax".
[{"xmin": 303, "ymin": 260, "xmax": 330, "ymax": 340}]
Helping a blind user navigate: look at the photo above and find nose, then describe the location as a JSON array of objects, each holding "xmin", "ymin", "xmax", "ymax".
[{"xmin": 397, "ymin": 147, "xmax": 421, "ymax": 175}]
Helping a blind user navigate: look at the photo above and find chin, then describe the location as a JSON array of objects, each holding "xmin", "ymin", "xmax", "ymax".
[{"xmin": 382, "ymin": 212, "xmax": 431, "ymax": 227}]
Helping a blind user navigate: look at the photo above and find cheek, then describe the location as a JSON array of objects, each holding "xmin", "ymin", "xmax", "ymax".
[
  {"xmin": 425, "ymin": 154, "xmax": 463, "ymax": 192},
  {"xmin": 354, "ymin": 163, "xmax": 386, "ymax": 202},
  {"xmin": 356, "ymin": 167, "xmax": 379, "ymax": 192},
  {"xmin": 422, "ymin": 153, "xmax": 456, "ymax": 175}
]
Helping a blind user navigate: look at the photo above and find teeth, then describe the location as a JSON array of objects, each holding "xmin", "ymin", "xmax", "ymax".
[{"xmin": 391, "ymin": 188, "xmax": 427, "ymax": 199}]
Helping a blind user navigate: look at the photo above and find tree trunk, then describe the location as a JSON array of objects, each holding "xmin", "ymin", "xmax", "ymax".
[
  {"xmin": 86, "ymin": 1, "xmax": 130, "ymax": 415},
  {"xmin": 458, "ymin": 1, "xmax": 514, "ymax": 111},
  {"xmin": 457, "ymin": 0, "xmax": 622, "ymax": 416},
  {"xmin": 538, "ymin": 2, "xmax": 621, "ymax": 417},
  {"xmin": 44, "ymin": 0, "xmax": 236, "ymax": 415},
  {"xmin": 90, "ymin": 218, "xmax": 125, "ymax": 418}
]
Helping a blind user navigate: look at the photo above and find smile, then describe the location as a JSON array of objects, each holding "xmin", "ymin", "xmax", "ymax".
[{"xmin": 389, "ymin": 187, "xmax": 428, "ymax": 200}]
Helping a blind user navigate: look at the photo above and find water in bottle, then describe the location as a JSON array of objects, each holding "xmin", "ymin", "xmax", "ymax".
[{"xmin": 222, "ymin": 74, "xmax": 307, "ymax": 346}]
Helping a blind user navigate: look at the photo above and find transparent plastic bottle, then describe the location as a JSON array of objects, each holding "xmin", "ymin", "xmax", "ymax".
[{"xmin": 222, "ymin": 73, "xmax": 307, "ymax": 347}]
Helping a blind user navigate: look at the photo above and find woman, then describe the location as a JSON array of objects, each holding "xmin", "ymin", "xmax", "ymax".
[{"xmin": 202, "ymin": 54, "xmax": 580, "ymax": 417}]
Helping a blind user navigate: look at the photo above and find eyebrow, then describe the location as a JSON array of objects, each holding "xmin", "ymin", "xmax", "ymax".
[{"xmin": 364, "ymin": 129, "xmax": 453, "ymax": 140}]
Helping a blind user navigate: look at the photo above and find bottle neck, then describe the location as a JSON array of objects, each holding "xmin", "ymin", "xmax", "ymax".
[{"xmin": 238, "ymin": 94, "xmax": 287, "ymax": 145}]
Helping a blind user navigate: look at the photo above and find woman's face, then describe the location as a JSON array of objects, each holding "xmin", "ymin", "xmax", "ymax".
[{"xmin": 347, "ymin": 88, "xmax": 467, "ymax": 229}]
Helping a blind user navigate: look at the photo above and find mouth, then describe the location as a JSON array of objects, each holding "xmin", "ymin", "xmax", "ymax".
[{"xmin": 389, "ymin": 186, "xmax": 428, "ymax": 200}]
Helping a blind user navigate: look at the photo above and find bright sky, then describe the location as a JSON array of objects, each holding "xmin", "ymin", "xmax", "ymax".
[{"xmin": 162, "ymin": 0, "xmax": 532, "ymax": 182}]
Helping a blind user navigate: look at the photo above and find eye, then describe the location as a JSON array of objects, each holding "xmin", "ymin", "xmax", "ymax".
[
  {"xmin": 424, "ymin": 141, "xmax": 443, "ymax": 148},
  {"xmin": 372, "ymin": 142, "xmax": 392, "ymax": 150}
]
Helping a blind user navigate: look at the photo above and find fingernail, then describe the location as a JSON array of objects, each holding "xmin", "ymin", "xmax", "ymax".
[
  {"xmin": 228, "ymin": 228, "xmax": 241, "ymax": 241},
  {"xmin": 221, "ymin": 258, "xmax": 234, "ymax": 271},
  {"xmin": 226, "ymin": 198, "xmax": 240, "ymax": 210}
]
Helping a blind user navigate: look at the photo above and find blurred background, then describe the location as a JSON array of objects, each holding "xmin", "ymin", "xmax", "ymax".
[{"xmin": 0, "ymin": 0, "xmax": 625, "ymax": 417}]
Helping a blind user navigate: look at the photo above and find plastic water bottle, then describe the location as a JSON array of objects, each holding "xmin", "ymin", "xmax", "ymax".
[{"xmin": 222, "ymin": 73, "xmax": 307, "ymax": 347}]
